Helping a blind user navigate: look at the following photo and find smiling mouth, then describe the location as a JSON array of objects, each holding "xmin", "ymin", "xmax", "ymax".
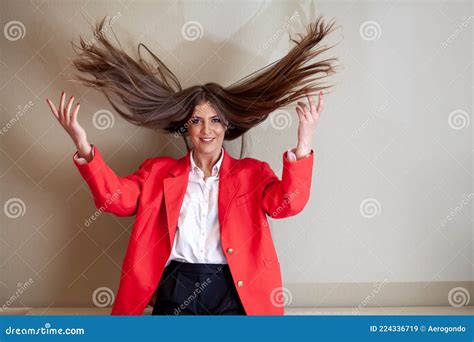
[{"xmin": 200, "ymin": 137, "xmax": 215, "ymax": 143}]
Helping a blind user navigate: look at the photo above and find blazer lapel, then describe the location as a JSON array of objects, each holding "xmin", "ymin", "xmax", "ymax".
[
  {"xmin": 163, "ymin": 150, "xmax": 190, "ymax": 247},
  {"xmin": 217, "ymin": 149, "xmax": 240, "ymax": 230}
]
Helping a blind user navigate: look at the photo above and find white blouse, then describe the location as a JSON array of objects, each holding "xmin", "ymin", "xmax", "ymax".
[
  {"xmin": 165, "ymin": 147, "xmax": 226, "ymax": 266},
  {"xmin": 74, "ymin": 146, "xmax": 302, "ymax": 265}
]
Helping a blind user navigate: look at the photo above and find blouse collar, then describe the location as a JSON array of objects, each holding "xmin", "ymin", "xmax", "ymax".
[{"xmin": 190, "ymin": 147, "xmax": 225, "ymax": 178}]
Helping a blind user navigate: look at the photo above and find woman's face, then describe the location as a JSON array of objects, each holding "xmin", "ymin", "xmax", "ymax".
[{"xmin": 187, "ymin": 101, "xmax": 226, "ymax": 155}]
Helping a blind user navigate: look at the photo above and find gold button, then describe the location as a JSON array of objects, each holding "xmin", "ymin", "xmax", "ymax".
[
  {"xmin": 227, "ymin": 248, "xmax": 234, "ymax": 254},
  {"xmin": 237, "ymin": 280, "xmax": 244, "ymax": 287}
]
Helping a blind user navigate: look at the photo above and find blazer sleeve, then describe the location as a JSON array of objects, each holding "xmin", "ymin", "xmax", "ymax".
[
  {"xmin": 72, "ymin": 144, "xmax": 153, "ymax": 217},
  {"xmin": 260, "ymin": 149, "xmax": 314, "ymax": 218}
]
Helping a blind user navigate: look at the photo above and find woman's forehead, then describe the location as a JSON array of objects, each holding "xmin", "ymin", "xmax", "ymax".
[{"xmin": 193, "ymin": 101, "xmax": 218, "ymax": 117}]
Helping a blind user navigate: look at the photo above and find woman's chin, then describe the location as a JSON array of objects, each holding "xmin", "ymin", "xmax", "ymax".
[{"xmin": 194, "ymin": 143, "xmax": 221, "ymax": 154}]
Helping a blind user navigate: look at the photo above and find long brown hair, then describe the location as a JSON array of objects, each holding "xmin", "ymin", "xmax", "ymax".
[{"xmin": 71, "ymin": 16, "xmax": 340, "ymax": 151}]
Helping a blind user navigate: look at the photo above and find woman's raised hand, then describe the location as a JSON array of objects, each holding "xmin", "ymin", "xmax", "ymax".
[
  {"xmin": 294, "ymin": 90, "xmax": 323, "ymax": 158},
  {"xmin": 46, "ymin": 91, "xmax": 86, "ymax": 144},
  {"xmin": 46, "ymin": 91, "xmax": 92, "ymax": 161}
]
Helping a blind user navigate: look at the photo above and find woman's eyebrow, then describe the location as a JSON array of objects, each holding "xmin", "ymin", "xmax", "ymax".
[{"xmin": 191, "ymin": 115, "xmax": 219, "ymax": 118}]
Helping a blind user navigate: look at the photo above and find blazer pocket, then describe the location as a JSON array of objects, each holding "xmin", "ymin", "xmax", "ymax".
[
  {"xmin": 236, "ymin": 192, "xmax": 250, "ymax": 206},
  {"xmin": 132, "ymin": 207, "xmax": 157, "ymax": 242}
]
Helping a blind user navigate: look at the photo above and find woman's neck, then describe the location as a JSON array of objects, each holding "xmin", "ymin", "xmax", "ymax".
[{"xmin": 193, "ymin": 148, "xmax": 222, "ymax": 177}]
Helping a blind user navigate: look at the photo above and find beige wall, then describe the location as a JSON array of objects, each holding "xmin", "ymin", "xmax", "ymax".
[{"xmin": 1, "ymin": 0, "xmax": 472, "ymax": 310}]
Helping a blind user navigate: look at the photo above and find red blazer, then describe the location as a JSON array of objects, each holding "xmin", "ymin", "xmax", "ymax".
[{"xmin": 73, "ymin": 145, "xmax": 314, "ymax": 315}]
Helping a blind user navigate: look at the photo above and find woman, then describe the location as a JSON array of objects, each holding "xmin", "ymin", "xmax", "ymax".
[{"xmin": 46, "ymin": 16, "xmax": 338, "ymax": 315}]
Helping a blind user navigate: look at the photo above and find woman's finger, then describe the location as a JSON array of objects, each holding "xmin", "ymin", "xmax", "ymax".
[
  {"xmin": 46, "ymin": 99, "xmax": 59, "ymax": 120},
  {"xmin": 70, "ymin": 102, "xmax": 81, "ymax": 124},
  {"xmin": 296, "ymin": 106, "xmax": 306, "ymax": 121},
  {"xmin": 65, "ymin": 96, "xmax": 74, "ymax": 125},
  {"xmin": 316, "ymin": 91, "xmax": 324, "ymax": 114},
  {"xmin": 308, "ymin": 93, "xmax": 316, "ymax": 115},
  {"xmin": 296, "ymin": 101, "xmax": 309, "ymax": 113},
  {"xmin": 297, "ymin": 101, "xmax": 311, "ymax": 120},
  {"xmin": 296, "ymin": 101, "xmax": 308, "ymax": 111},
  {"xmin": 59, "ymin": 91, "xmax": 65, "ymax": 120}
]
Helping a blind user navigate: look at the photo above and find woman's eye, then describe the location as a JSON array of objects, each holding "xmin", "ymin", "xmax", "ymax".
[
  {"xmin": 190, "ymin": 118, "xmax": 201, "ymax": 124},
  {"xmin": 211, "ymin": 118, "xmax": 221, "ymax": 123}
]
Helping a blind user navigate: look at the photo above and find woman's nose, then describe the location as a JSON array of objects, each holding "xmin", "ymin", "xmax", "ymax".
[{"xmin": 202, "ymin": 122, "xmax": 211, "ymax": 134}]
